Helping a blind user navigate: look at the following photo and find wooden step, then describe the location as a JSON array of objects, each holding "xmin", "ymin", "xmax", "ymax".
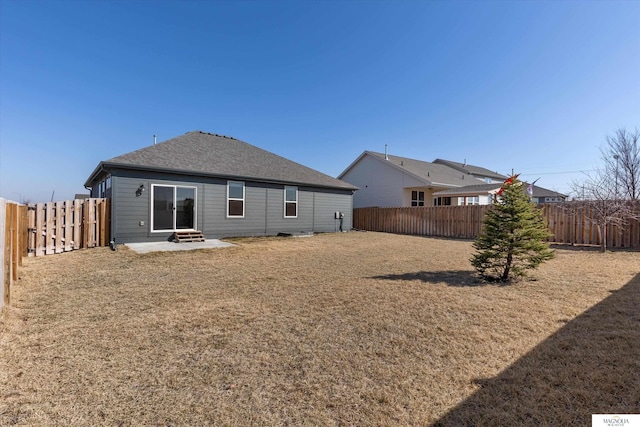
[{"xmin": 173, "ymin": 231, "xmax": 205, "ymax": 243}]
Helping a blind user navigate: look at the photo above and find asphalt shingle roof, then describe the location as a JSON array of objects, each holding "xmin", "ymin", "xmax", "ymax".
[
  {"xmin": 433, "ymin": 159, "xmax": 507, "ymax": 180},
  {"xmin": 366, "ymin": 152, "xmax": 487, "ymax": 187},
  {"xmin": 86, "ymin": 131, "xmax": 357, "ymax": 190}
]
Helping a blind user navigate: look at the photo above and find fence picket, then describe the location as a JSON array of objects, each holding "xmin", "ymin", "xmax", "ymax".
[
  {"xmin": 3, "ymin": 201, "xmax": 10, "ymax": 306},
  {"xmin": 20, "ymin": 206, "xmax": 28, "ymax": 261},
  {"xmin": 54, "ymin": 202, "xmax": 63, "ymax": 254},
  {"xmin": 45, "ymin": 203, "xmax": 54, "ymax": 255},
  {"xmin": 64, "ymin": 200, "xmax": 73, "ymax": 251}
]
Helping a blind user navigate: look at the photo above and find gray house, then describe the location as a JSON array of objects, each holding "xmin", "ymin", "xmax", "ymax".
[{"xmin": 84, "ymin": 131, "xmax": 357, "ymax": 243}]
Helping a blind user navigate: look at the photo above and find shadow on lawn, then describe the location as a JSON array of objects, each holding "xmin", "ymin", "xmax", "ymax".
[
  {"xmin": 371, "ymin": 270, "xmax": 486, "ymax": 287},
  {"xmin": 431, "ymin": 273, "xmax": 640, "ymax": 426}
]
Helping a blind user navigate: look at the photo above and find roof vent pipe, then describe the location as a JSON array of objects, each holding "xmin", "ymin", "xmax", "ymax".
[{"xmin": 385, "ymin": 144, "xmax": 388, "ymax": 160}]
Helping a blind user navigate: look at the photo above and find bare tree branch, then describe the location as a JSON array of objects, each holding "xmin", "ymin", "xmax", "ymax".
[
  {"xmin": 600, "ymin": 127, "xmax": 640, "ymax": 200},
  {"xmin": 570, "ymin": 168, "xmax": 640, "ymax": 252}
]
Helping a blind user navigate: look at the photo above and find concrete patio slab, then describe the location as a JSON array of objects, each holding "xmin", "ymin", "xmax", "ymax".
[{"xmin": 125, "ymin": 239, "xmax": 235, "ymax": 254}]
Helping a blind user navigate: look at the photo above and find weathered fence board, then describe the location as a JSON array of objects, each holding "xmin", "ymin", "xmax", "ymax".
[
  {"xmin": 4, "ymin": 202, "xmax": 13, "ymax": 305},
  {"xmin": 354, "ymin": 203, "xmax": 640, "ymax": 248},
  {"xmin": 27, "ymin": 198, "xmax": 110, "ymax": 256},
  {"xmin": 1, "ymin": 199, "xmax": 28, "ymax": 310}
]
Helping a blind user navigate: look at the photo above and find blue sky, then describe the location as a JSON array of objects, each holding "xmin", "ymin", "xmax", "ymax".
[{"xmin": 1, "ymin": 0, "xmax": 638, "ymax": 203}]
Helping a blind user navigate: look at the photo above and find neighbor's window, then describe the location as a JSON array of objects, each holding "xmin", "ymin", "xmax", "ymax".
[
  {"xmin": 467, "ymin": 196, "xmax": 480, "ymax": 205},
  {"xmin": 434, "ymin": 197, "xmax": 452, "ymax": 206},
  {"xmin": 284, "ymin": 186, "xmax": 298, "ymax": 218},
  {"xmin": 411, "ymin": 191, "xmax": 425, "ymax": 206},
  {"xmin": 227, "ymin": 181, "xmax": 245, "ymax": 217}
]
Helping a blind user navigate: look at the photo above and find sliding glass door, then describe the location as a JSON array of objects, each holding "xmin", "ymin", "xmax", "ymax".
[{"xmin": 152, "ymin": 185, "xmax": 196, "ymax": 232}]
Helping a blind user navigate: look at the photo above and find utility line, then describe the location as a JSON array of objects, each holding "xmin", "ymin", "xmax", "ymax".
[{"xmin": 518, "ymin": 169, "xmax": 597, "ymax": 176}]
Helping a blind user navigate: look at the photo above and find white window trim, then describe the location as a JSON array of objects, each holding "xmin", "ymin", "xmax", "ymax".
[
  {"xmin": 284, "ymin": 186, "xmax": 298, "ymax": 218},
  {"xmin": 227, "ymin": 180, "xmax": 245, "ymax": 218},
  {"xmin": 466, "ymin": 196, "xmax": 480, "ymax": 205},
  {"xmin": 150, "ymin": 184, "xmax": 198, "ymax": 232}
]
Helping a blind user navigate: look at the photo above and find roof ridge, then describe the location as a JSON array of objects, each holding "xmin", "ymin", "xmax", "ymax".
[{"xmin": 193, "ymin": 130, "xmax": 237, "ymax": 140}]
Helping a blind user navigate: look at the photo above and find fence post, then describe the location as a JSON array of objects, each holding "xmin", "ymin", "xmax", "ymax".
[
  {"xmin": 11, "ymin": 203, "xmax": 18, "ymax": 282},
  {"xmin": 1, "ymin": 199, "xmax": 7, "ymax": 309},
  {"xmin": 2, "ymin": 201, "xmax": 12, "ymax": 305}
]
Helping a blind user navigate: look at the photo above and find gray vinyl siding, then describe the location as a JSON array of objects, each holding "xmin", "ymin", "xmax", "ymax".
[
  {"xmin": 111, "ymin": 173, "xmax": 205, "ymax": 243},
  {"xmin": 202, "ymin": 181, "xmax": 269, "ymax": 237},
  {"xmin": 107, "ymin": 168, "xmax": 354, "ymax": 243},
  {"xmin": 264, "ymin": 187, "xmax": 314, "ymax": 235},
  {"xmin": 312, "ymin": 189, "xmax": 352, "ymax": 231}
]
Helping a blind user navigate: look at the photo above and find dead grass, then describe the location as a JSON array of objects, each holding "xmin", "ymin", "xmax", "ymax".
[{"xmin": 0, "ymin": 232, "xmax": 638, "ymax": 426}]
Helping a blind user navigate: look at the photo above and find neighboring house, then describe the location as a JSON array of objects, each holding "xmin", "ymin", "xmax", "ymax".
[
  {"xmin": 338, "ymin": 151, "xmax": 507, "ymax": 208},
  {"xmin": 432, "ymin": 183, "xmax": 567, "ymax": 205},
  {"xmin": 433, "ymin": 183, "xmax": 502, "ymax": 206},
  {"xmin": 84, "ymin": 131, "xmax": 357, "ymax": 243},
  {"xmin": 338, "ymin": 151, "xmax": 565, "ymax": 207},
  {"xmin": 525, "ymin": 186, "xmax": 568, "ymax": 204}
]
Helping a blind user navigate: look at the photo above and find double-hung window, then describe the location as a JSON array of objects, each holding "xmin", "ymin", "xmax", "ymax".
[
  {"xmin": 411, "ymin": 191, "xmax": 425, "ymax": 206},
  {"xmin": 284, "ymin": 186, "xmax": 298, "ymax": 218},
  {"xmin": 227, "ymin": 181, "xmax": 245, "ymax": 217}
]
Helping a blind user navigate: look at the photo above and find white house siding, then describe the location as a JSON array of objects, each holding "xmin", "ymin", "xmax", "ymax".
[
  {"xmin": 341, "ymin": 155, "xmax": 425, "ymax": 208},
  {"xmin": 451, "ymin": 194, "xmax": 492, "ymax": 206}
]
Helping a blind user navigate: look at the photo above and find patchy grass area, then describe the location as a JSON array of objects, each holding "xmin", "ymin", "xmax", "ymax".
[{"xmin": 1, "ymin": 232, "xmax": 638, "ymax": 426}]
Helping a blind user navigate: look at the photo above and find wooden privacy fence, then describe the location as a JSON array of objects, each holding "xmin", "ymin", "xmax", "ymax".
[
  {"xmin": 1, "ymin": 199, "xmax": 28, "ymax": 310},
  {"xmin": 28, "ymin": 198, "xmax": 110, "ymax": 256},
  {"xmin": 354, "ymin": 205, "xmax": 491, "ymax": 239},
  {"xmin": 1, "ymin": 198, "xmax": 110, "ymax": 310},
  {"xmin": 542, "ymin": 202, "xmax": 640, "ymax": 248},
  {"xmin": 354, "ymin": 203, "xmax": 640, "ymax": 249}
]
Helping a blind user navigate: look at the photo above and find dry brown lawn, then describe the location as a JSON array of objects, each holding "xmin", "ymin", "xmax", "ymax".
[{"xmin": 0, "ymin": 232, "xmax": 638, "ymax": 426}]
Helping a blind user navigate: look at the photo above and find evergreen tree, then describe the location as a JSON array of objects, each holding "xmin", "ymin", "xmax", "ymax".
[{"xmin": 471, "ymin": 175, "xmax": 555, "ymax": 282}]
